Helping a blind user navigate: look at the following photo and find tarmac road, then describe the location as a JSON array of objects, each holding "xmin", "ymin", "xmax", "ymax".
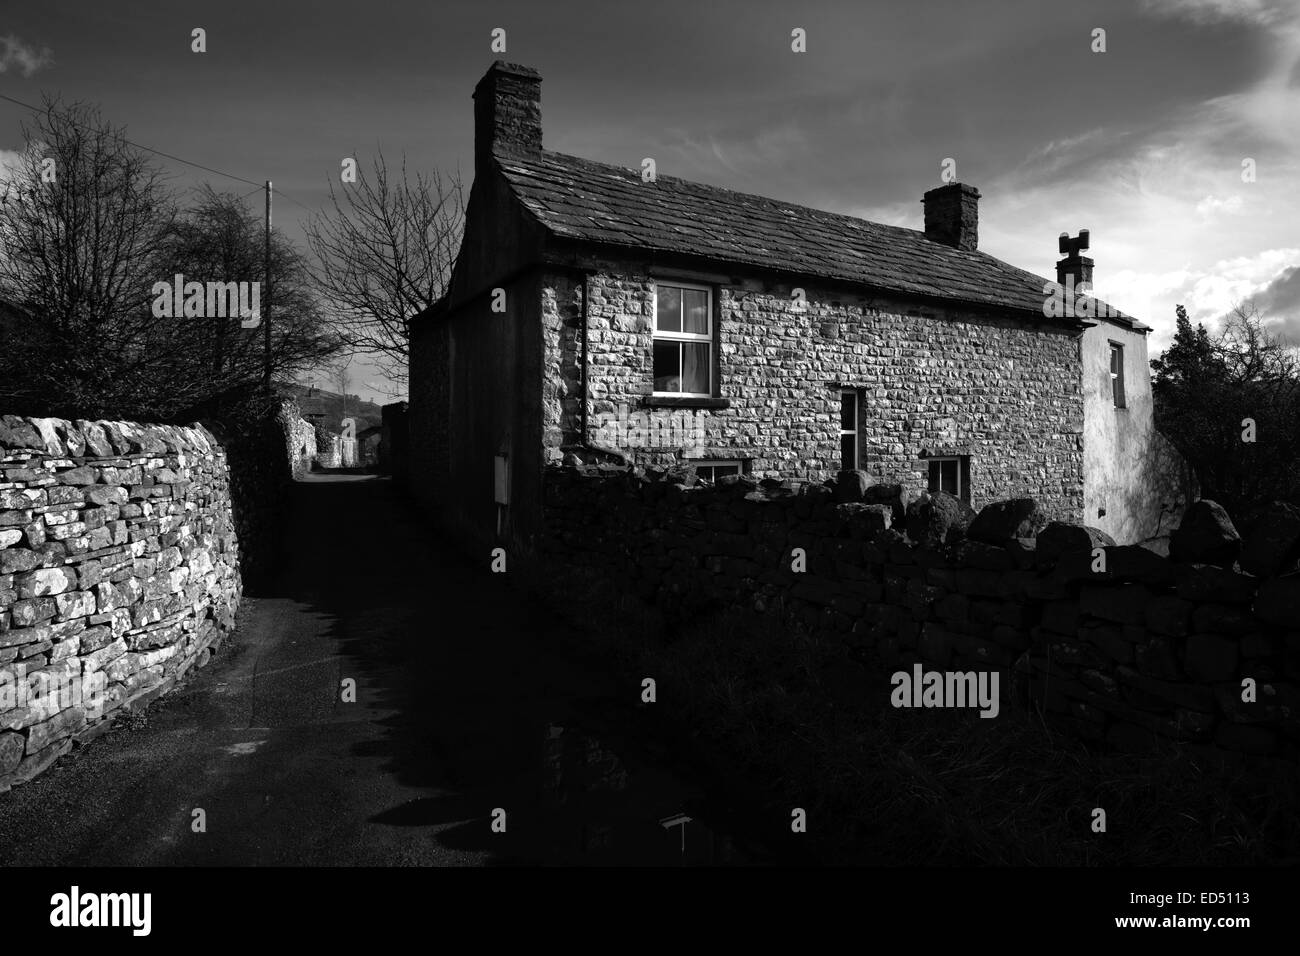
[{"xmin": 0, "ymin": 474, "xmax": 748, "ymax": 866}]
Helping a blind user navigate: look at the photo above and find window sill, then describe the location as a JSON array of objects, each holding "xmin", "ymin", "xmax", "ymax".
[{"xmin": 642, "ymin": 396, "xmax": 730, "ymax": 410}]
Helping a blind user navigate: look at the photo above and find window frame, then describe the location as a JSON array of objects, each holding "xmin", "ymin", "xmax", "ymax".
[
  {"xmin": 1109, "ymin": 341, "xmax": 1126, "ymax": 409},
  {"xmin": 926, "ymin": 455, "xmax": 969, "ymax": 503},
  {"xmin": 839, "ymin": 389, "xmax": 860, "ymax": 471},
  {"xmin": 651, "ymin": 280, "xmax": 714, "ymax": 398},
  {"xmin": 693, "ymin": 459, "xmax": 746, "ymax": 483}
]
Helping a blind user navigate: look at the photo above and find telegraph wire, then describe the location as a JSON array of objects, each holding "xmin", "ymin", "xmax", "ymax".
[{"xmin": 0, "ymin": 91, "xmax": 267, "ymax": 191}]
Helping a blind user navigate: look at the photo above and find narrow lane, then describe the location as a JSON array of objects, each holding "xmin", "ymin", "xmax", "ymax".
[{"xmin": 0, "ymin": 474, "xmax": 757, "ymax": 865}]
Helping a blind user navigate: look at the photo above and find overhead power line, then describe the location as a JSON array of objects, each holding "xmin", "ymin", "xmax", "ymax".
[
  {"xmin": 273, "ymin": 187, "xmax": 314, "ymax": 213},
  {"xmin": 0, "ymin": 91, "xmax": 265, "ymax": 190},
  {"xmin": 1, "ymin": 93, "xmax": 325, "ymax": 219}
]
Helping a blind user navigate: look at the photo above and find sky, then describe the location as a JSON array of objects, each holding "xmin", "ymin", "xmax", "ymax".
[{"xmin": 2, "ymin": 0, "xmax": 1298, "ymax": 404}]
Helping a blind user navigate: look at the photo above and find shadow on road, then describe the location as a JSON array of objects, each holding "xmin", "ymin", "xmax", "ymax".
[
  {"xmin": 0, "ymin": 472, "xmax": 773, "ymax": 866},
  {"xmin": 294, "ymin": 474, "xmax": 760, "ymax": 865}
]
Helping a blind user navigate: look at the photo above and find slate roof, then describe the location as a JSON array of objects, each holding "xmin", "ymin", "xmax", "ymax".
[{"xmin": 497, "ymin": 150, "xmax": 1144, "ymax": 329}]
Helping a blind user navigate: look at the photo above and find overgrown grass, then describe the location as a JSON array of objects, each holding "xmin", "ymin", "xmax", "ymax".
[{"xmin": 528, "ymin": 564, "xmax": 1300, "ymax": 866}]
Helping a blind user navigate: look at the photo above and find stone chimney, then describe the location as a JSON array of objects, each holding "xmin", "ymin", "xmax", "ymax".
[
  {"xmin": 922, "ymin": 183, "xmax": 980, "ymax": 251},
  {"xmin": 1056, "ymin": 229, "xmax": 1093, "ymax": 289},
  {"xmin": 474, "ymin": 61, "xmax": 542, "ymax": 175}
]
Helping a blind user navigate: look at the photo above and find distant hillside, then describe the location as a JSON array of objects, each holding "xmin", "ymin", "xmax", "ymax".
[{"xmin": 279, "ymin": 382, "xmax": 383, "ymax": 433}]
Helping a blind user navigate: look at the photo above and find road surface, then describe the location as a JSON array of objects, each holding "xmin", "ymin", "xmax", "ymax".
[{"xmin": 0, "ymin": 474, "xmax": 757, "ymax": 866}]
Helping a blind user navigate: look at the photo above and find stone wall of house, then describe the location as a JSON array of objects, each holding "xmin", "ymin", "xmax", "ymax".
[
  {"xmin": 542, "ymin": 271, "xmax": 1086, "ymax": 523},
  {"xmin": 542, "ymin": 465, "xmax": 1300, "ymax": 761},
  {"xmin": 0, "ymin": 416, "xmax": 241, "ymax": 792},
  {"xmin": 410, "ymin": 272, "xmax": 546, "ymax": 558},
  {"xmin": 312, "ymin": 431, "xmax": 357, "ymax": 470},
  {"xmin": 280, "ymin": 402, "xmax": 317, "ymax": 480},
  {"xmin": 1082, "ymin": 320, "xmax": 1195, "ymax": 545}
]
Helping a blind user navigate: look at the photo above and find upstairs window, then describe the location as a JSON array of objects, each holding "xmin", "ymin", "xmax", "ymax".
[
  {"xmin": 927, "ymin": 455, "xmax": 970, "ymax": 503},
  {"xmin": 1109, "ymin": 342, "xmax": 1126, "ymax": 408},
  {"xmin": 653, "ymin": 282, "xmax": 712, "ymax": 396},
  {"xmin": 840, "ymin": 390, "xmax": 860, "ymax": 470}
]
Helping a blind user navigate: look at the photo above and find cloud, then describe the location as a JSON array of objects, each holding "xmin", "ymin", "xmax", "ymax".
[
  {"xmin": 1013, "ymin": 128, "xmax": 1132, "ymax": 187},
  {"xmin": 0, "ymin": 149, "xmax": 24, "ymax": 182},
  {"xmin": 1139, "ymin": 0, "xmax": 1288, "ymax": 27},
  {"xmin": 1095, "ymin": 1, "xmax": 1300, "ymax": 345},
  {"xmin": 0, "ymin": 35, "xmax": 53, "ymax": 77},
  {"xmin": 1122, "ymin": 249, "xmax": 1300, "ymax": 346},
  {"xmin": 1142, "ymin": 0, "xmax": 1300, "ymax": 143},
  {"xmin": 660, "ymin": 119, "xmax": 815, "ymax": 189},
  {"xmin": 1250, "ymin": 263, "xmax": 1300, "ymax": 340},
  {"xmin": 967, "ymin": 0, "xmax": 1300, "ymax": 353},
  {"xmin": 0, "ymin": 148, "xmax": 33, "ymax": 203},
  {"xmin": 1195, "ymin": 194, "xmax": 1245, "ymax": 220},
  {"xmin": 1182, "ymin": 248, "xmax": 1299, "ymax": 320},
  {"xmin": 1126, "ymin": 10, "xmax": 1300, "ymax": 168}
]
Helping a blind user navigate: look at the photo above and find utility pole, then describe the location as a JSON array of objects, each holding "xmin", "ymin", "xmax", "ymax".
[{"xmin": 263, "ymin": 179, "xmax": 273, "ymax": 390}]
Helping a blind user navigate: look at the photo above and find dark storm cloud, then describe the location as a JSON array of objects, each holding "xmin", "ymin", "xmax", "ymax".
[{"xmin": 1253, "ymin": 265, "xmax": 1300, "ymax": 340}]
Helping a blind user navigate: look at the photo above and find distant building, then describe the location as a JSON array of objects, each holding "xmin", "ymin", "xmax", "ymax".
[{"xmin": 279, "ymin": 382, "xmax": 383, "ymax": 435}]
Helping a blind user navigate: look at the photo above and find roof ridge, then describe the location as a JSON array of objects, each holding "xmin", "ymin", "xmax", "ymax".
[{"xmin": 525, "ymin": 149, "xmax": 923, "ymax": 238}]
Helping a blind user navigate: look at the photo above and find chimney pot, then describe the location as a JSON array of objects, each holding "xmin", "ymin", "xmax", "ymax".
[
  {"xmin": 922, "ymin": 182, "xmax": 980, "ymax": 251},
  {"xmin": 1056, "ymin": 229, "xmax": 1094, "ymax": 288}
]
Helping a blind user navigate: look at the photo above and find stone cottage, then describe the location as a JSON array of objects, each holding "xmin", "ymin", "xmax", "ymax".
[{"xmin": 409, "ymin": 61, "xmax": 1188, "ymax": 554}]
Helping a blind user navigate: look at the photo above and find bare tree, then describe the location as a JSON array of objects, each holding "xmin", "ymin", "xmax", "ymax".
[
  {"xmin": 305, "ymin": 152, "xmax": 463, "ymax": 385},
  {"xmin": 162, "ymin": 185, "xmax": 341, "ymax": 403},
  {"xmin": 0, "ymin": 97, "xmax": 341, "ymax": 419},
  {"xmin": 364, "ymin": 379, "xmax": 408, "ymax": 403},
  {"xmin": 331, "ymin": 360, "xmax": 352, "ymax": 420},
  {"xmin": 0, "ymin": 96, "xmax": 175, "ymax": 416}
]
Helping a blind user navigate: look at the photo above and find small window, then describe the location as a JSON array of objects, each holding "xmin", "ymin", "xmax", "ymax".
[
  {"xmin": 840, "ymin": 390, "xmax": 860, "ymax": 470},
  {"xmin": 927, "ymin": 456, "xmax": 970, "ymax": 503},
  {"xmin": 694, "ymin": 460, "xmax": 744, "ymax": 483},
  {"xmin": 653, "ymin": 282, "xmax": 712, "ymax": 396},
  {"xmin": 1109, "ymin": 343, "xmax": 1126, "ymax": 408}
]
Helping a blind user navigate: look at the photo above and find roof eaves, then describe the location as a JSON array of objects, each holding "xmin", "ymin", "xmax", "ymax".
[{"xmin": 540, "ymin": 234, "xmax": 1095, "ymax": 332}]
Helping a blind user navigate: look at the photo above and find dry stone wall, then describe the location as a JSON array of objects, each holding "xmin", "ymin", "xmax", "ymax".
[
  {"xmin": 543, "ymin": 465, "xmax": 1300, "ymax": 761},
  {"xmin": 0, "ymin": 416, "xmax": 240, "ymax": 791}
]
